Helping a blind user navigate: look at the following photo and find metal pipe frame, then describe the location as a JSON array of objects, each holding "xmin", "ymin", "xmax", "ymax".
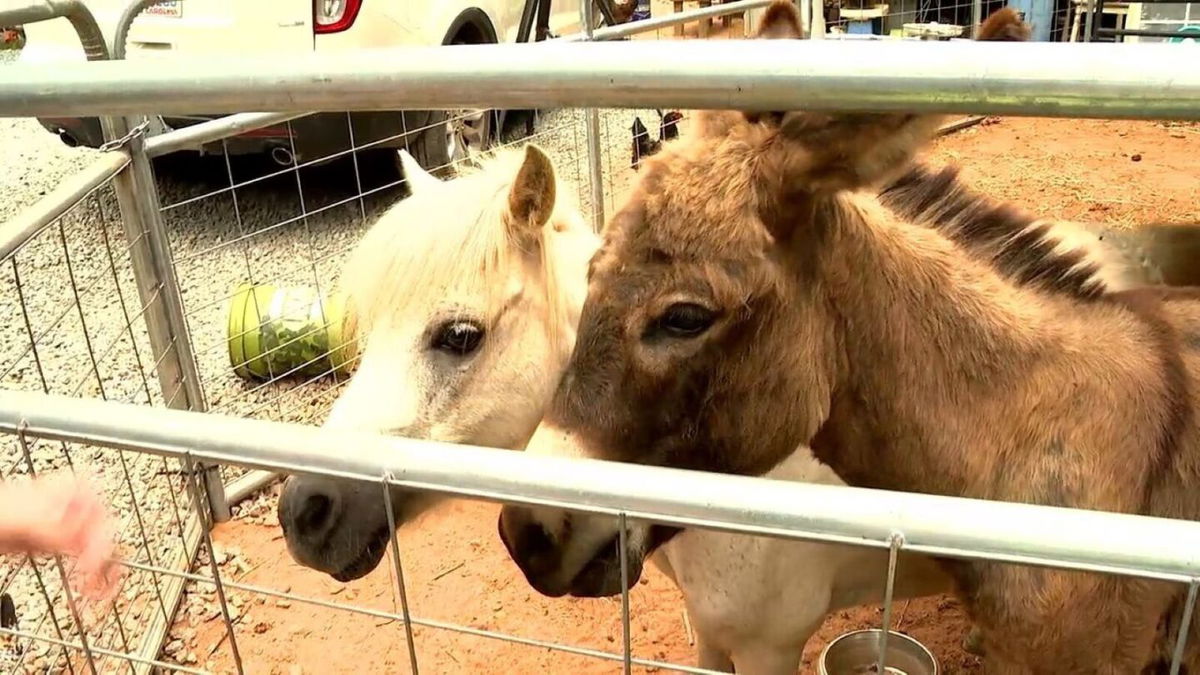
[
  {"xmin": 0, "ymin": 0, "xmax": 109, "ymax": 60},
  {"xmin": 4, "ymin": 0, "xmax": 223, "ymax": 519},
  {"xmin": 5, "ymin": 389, "xmax": 1200, "ymax": 583},
  {"xmin": 144, "ymin": 111, "xmax": 313, "ymax": 158},
  {"xmin": 82, "ymin": 0, "xmax": 222, "ymax": 519},
  {"xmin": 3, "ymin": 41, "xmax": 1199, "ymax": 121},
  {"xmin": 140, "ymin": 0, "xmax": 770, "ymax": 208},
  {"xmin": 117, "ymin": 128, "xmax": 216, "ymax": 436},
  {"xmin": 580, "ymin": 0, "xmax": 608, "ymax": 229},
  {"xmin": 0, "ymin": 152, "xmax": 129, "ymax": 262},
  {"xmin": 130, "ymin": 0, "xmax": 761, "ymax": 496},
  {"xmin": 102, "ymin": 123, "xmax": 225, "ymax": 525},
  {"xmin": 224, "ymin": 469, "xmax": 279, "ymax": 506},
  {"xmin": 9, "ymin": 3, "xmax": 202, "ymax": 446}
]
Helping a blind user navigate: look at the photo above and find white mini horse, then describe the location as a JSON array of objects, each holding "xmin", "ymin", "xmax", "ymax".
[{"xmin": 276, "ymin": 146, "xmax": 951, "ymax": 671}]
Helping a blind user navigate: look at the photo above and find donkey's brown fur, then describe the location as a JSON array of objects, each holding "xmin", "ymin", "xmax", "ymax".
[
  {"xmin": 880, "ymin": 163, "xmax": 1119, "ymax": 300},
  {"xmin": 532, "ymin": 4, "xmax": 1200, "ymax": 672},
  {"xmin": 879, "ymin": 161, "xmax": 1200, "ymax": 295}
]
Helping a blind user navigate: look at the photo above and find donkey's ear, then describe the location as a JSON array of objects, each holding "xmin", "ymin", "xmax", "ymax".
[
  {"xmin": 755, "ymin": 0, "xmax": 805, "ymax": 39},
  {"xmin": 508, "ymin": 145, "xmax": 557, "ymax": 239},
  {"xmin": 742, "ymin": 2, "xmax": 805, "ymax": 125},
  {"xmin": 747, "ymin": 5, "xmax": 1030, "ymax": 193},
  {"xmin": 977, "ymin": 6, "xmax": 1033, "ymax": 41},
  {"xmin": 398, "ymin": 150, "xmax": 441, "ymax": 193},
  {"xmin": 691, "ymin": 110, "xmax": 745, "ymax": 139},
  {"xmin": 757, "ymin": 112, "xmax": 945, "ymax": 194}
]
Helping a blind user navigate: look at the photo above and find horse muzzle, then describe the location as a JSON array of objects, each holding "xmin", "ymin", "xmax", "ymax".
[
  {"xmin": 278, "ymin": 474, "xmax": 393, "ymax": 581},
  {"xmin": 497, "ymin": 504, "xmax": 645, "ymax": 598}
]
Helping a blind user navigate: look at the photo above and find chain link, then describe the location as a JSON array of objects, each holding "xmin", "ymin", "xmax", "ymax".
[{"xmin": 98, "ymin": 119, "xmax": 151, "ymax": 153}]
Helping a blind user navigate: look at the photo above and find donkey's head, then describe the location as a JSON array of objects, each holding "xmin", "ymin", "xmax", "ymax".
[
  {"xmin": 499, "ymin": 2, "xmax": 1031, "ymax": 597},
  {"xmin": 279, "ymin": 146, "xmax": 597, "ymax": 581}
]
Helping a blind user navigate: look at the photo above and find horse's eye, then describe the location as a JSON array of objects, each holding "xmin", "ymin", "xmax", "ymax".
[
  {"xmin": 653, "ymin": 303, "xmax": 717, "ymax": 339},
  {"xmin": 432, "ymin": 321, "xmax": 485, "ymax": 356}
]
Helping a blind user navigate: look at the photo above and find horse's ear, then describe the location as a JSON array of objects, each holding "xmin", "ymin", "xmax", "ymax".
[
  {"xmin": 397, "ymin": 150, "xmax": 441, "ymax": 194},
  {"xmin": 755, "ymin": 0, "xmax": 804, "ymax": 39},
  {"xmin": 508, "ymin": 145, "xmax": 557, "ymax": 239}
]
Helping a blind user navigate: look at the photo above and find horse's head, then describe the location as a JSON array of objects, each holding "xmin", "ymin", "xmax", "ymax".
[
  {"xmin": 499, "ymin": 1, "xmax": 1032, "ymax": 597},
  {"xmin": 279, "ymin": 146, "xmax": 598, "ymax": 581}
]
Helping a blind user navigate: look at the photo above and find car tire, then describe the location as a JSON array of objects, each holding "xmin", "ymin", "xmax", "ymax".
[
  {"xmin": 406, "ymin": 107, "xmax": 496, "ymax": 176},
  {"xmin": 405, "ymin": 25, "xmax": 503, "ymax": 175}
]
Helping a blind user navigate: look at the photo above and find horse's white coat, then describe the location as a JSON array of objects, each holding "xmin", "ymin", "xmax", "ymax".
[
  {"xmin": 340, "ymin": 149, "xmax": 950, "ymax": 673},
  {"xmin": 327, "ymin": 149, "xmax": 593, "ymax": 451},
  {"xmin": 653, "ymin": 452, "xmax": 950, "ymax": 673}
]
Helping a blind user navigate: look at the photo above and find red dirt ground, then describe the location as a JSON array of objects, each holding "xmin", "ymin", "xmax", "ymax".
[{"xmin": 169, "ymin": 117, "xmax": 1200, "ymax": 674}]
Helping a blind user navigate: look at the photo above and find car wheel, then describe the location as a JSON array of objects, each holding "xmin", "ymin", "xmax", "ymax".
[
  {"xmin": 406, "ymin": 107, "xmax": 495, "ymax": 176},
  {"xmin": 407, "ymin": 19, "xmax": 502, "ymax": 174}
]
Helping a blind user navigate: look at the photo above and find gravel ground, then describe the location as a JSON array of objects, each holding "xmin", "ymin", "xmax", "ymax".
[{"xmin": 1, "ymin": 43, "xmax": 661, "ymax": 670}]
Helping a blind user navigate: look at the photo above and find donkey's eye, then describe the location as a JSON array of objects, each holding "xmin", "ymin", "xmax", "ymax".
[
  {"xmin": 432, "ymin": 321, "xmax": 485, "ymax": 356},
  {"xmin": 652, "ymin": 303, "xmax": 717, "ymax": 339}
]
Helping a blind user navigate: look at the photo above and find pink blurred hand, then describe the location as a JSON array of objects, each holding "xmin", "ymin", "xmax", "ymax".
[{"xmin": 0, "ymin": 473, "xmax": 121, "ymax": 601}]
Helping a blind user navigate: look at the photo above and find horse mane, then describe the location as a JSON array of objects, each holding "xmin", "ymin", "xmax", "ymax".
[
  {"xmin": 339, "ymin": 147, "xmax": 577, "ymax": 348},
  {"xmin": 878, "ymin": 163, "xmax": 1135, "ymax": 301}
]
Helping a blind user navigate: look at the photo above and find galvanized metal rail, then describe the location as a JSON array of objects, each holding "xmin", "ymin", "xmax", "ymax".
[{"xmin": 2, "ymin": 41, "xmax": 1198, "ymax": 120}]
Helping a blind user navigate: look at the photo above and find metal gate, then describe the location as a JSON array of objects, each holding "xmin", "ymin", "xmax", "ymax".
[{"xmin": 1, "ymin": 0, "xmax": 1199, "ymax": 673}]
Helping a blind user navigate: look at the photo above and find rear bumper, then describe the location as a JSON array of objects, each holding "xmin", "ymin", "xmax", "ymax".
[
  {"xmin": 37, "ymin": 116, "xmax": 107, "ymax": 148},
  {"xmin": 35, "ymin": 111, "xmax": 439, "ymax": 161}
]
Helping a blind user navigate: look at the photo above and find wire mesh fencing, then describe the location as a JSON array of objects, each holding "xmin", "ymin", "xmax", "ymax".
[
  {"xmin": 4, "ymin": 394, "xmax": 1200, "ymax": 675},
  {"xmin": 0, "ymin": 155, "xmax": 204, "ymax": 674},
  {"xmin": 0, "ymin": 3, "xmax": 790, "ymax": 671},
  {"xmin": 152, "ymin": 106, "xmax": 651, "ymax": 483},
  {"xmin": 128, "ymin": 2, "xmax": 773, "ymax": 489},
  {"xmin": 3, "ymin": 0, "xmax": 1200, "ymax": 672}
]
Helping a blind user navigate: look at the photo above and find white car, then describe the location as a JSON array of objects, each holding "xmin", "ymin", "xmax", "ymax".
[{"xmin": 20, "ymin": 0, "xmax": 600, "ymax": 168}]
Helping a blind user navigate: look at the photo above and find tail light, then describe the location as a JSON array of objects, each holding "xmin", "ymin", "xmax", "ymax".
[{"xmin": 314, "ymin": 0, "xmax": 363, "ymax": 34}]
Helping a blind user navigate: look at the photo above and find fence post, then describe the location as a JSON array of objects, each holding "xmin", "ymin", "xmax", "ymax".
[
  {"xmin": 1082, "ymin": 0, "xmax": 1096, "ymax": 41},
  {"xmin": 809, "ymin": 0, "xmax": 826, "ymax": 39},
  {"xmin": 100, "ymin": 115, "xmax": 229, "ymax": 522},
  {"xmin": 6, "ymin": 0, "xmax": 229, "ymax": 521},
  {"xmin": 86, "ymin": 0, "xmax": 227, "ymax": 522},
  {"xmin": 580, "ymin": 0, "xmax": 607, "ymax": 231}
]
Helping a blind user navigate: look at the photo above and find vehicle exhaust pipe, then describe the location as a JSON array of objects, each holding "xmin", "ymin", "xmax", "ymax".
[
  {"xmin": 58, "ymin": 130, "xmax": 80, "ymax": 148},
  {"xmin": 269, "ymin": 145, "xmax": 295, "ymax": 167}
]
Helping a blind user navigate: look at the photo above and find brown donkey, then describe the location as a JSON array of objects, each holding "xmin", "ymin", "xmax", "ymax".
[{"xmin": 500, "ymin": 3, "xmax": 1200, "ymax": 673}]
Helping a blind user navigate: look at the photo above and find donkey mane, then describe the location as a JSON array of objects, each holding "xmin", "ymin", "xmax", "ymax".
[
  {"xmin": 339, "ymin": 148, "xmax": 578, "ymax": 342},
  {"xmin": 879, "ymin": 163, "xmax": 1132, "ymax": 301}
]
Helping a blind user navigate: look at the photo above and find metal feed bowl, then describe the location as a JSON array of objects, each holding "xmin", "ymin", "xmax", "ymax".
[{"xmin": 819, "ymin": 629, "xmax": 938, "ymax": 675}]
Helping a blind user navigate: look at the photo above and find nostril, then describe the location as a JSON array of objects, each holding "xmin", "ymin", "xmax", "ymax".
[
  {"xmin": 299, "ymin": 494, "xmax": 335, "ymax": 536},
  {"xmin": 499, "ymin": 509, "xmax": 560, "ymax": 576},
  {"xmin": 519, "ymin": 522, "xmax": 556, "ymax": 560}
]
